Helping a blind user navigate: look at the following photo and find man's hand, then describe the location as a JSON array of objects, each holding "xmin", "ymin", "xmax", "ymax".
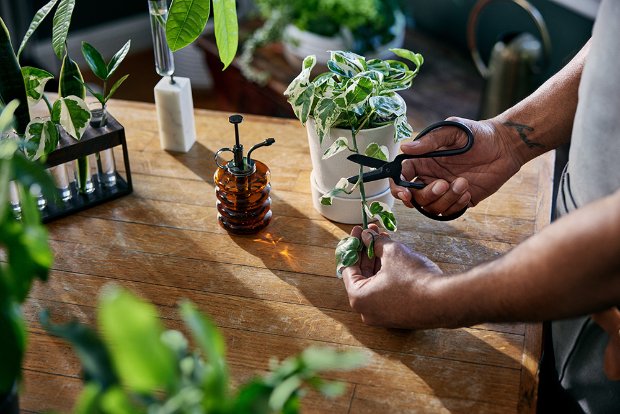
[
  {"xmin": 392, "ymin": 117, "xmax": 522, "ymax": 216},
  {"xmin": 341, "ymin": 224, "xmax": 443, "ymax": 329},
  {"xmin": 591, "ymin": 307, "xmax": 620, "ymax": 381}
]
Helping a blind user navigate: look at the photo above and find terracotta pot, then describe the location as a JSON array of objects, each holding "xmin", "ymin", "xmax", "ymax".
[{"xmin": 306, "ymin": 118, "xmax": 399, "ymax": 224}]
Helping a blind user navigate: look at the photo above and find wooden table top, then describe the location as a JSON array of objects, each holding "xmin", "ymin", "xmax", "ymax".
[{"xmin": 21, "ymin": 99, "xmax": 553, "ymax": 413}]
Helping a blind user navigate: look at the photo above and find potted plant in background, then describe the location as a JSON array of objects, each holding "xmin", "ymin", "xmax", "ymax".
[
  {"xmin": 42, "ymin": 284, "xmax": 366, "ymax": 413},
  {"xmin": 0, "ymin": 102, "xmax": 55, "ymax": 414},
  {"xmin": 239, "ymin": 0, "xmax": 406, "ymax": 84},
  {"xmin": 285, "ymin": 48, "xmax": 423, "ymax": 273}
]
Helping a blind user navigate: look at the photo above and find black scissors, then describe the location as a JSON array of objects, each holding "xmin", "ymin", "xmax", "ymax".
[{"xmin": 347, "ymin": 120, "xmax": 475, "ymax": 221}]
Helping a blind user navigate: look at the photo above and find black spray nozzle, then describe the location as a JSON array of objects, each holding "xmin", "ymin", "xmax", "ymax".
[
  {"xmin": 229, "ymin": 114, "xmax": 244, "ymax": 169},
  {"xmin": 247, "ymin": 138, "xmax": 276, "ymax": 165}
]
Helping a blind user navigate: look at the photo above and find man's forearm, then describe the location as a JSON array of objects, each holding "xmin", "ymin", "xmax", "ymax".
[
  {"xmin": 492, "ymin": 40, "xmax": 590, "ymax": 166},
  {"xmin": 431, "ymin": 188, "xmax": 620, "ymax": 328}
]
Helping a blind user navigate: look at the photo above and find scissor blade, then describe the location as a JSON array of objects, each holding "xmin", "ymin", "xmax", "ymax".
[
  {"xmin": 347, "ymin": 154, "xmax": 387, "ymax": 169},
  {"xmin": 347, "ymin": 168, "xmax": 390, "ymax": 184}
]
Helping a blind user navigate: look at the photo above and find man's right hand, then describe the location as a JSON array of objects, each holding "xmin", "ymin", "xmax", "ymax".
[{"xmin": 391, "ymin": 117, "xmax": 523, "ymax": 216}]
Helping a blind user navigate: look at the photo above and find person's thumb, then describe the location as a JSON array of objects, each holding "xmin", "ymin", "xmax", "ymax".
[{"xmin": 360, "ymin": 228, "xmax": 392, "ymax": 257}]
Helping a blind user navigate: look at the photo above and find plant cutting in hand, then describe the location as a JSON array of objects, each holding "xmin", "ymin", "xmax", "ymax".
[
  {"xmin": 285, "ymin": 49, "xmax": 423, "ymax": 275},
  {"xmin": 41, "ymin": 285, "xmax": 366, "ymax": 413}
]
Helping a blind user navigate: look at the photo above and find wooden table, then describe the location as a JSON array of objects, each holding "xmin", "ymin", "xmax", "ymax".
[{"xmin": 21, "ymin": 99, "xmax": 553, "ymax": 413}]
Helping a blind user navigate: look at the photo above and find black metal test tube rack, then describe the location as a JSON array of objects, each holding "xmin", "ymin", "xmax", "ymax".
[{"xmin": 41, "ymin": 114, "xmax": 133, "ymax": 223}]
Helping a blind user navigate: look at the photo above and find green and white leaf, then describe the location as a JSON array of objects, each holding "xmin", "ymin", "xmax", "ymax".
[
  {"xmin": 335, "ymin": 236, "xmax": 363, "ymax": 277},
  {"xmin": 342, "ymin": 76, "xmax": 374, "ymax": 107},
  {"xmin": 213, "ymin": 0, "xmax": 238, "ymax": 69},
  {"xmin": 390, "ymin": 48, "xmax": 424, "ymax": 76},
  {"xmin": 313, "ymin": 98, "xmax": 340, "ymax": 145},
  {"xmin": 106, "ymin": 40, "xmax": 131, "ymax": 78},
  {"xmin": 366, "ymin": 201, "xmax": 397, "ymax": 231},
  {"xmin": 322, "ymin": 137, "xmax": 352, "ymax": 160},
  {"xmin": 53, "ymin": 96, "xmax": 91, "ymax": 139},
  {"xmin": 368, "ymin": 93, "xmax": 405, "ymax": 119},
  {"xmin": 394, "ymin": 114, "xmax": 413, "ymax": 142},
  {"xmin": 320, "ymin": 178, "xmax": 353, "ymax": 206},
  {"xmin": 285, "ymin": 56, "xmax": 316, "ymax": 124},
  {"xmin": 21, "ymin": 67, "xmax": 54, "ymax": 106},
  {"xmin": 51, "ymin": 0, "xmax": 75, "ymax": 59},
  {"xmin": 16, "ymin": 0, "xmax": 59, "ymax": 59},
  {"xmin": 166, "ymin": 0, "xmax": 211, "ymax": 52},
  {"xmin": 327, "ymin": 51, "xmax": 367, "ymax": 78},
  {"xmin": 0, "ymin": 100, "xmax": 19, "ymax": 133},
  {"xmin": 364, "ymin": 143, "xmax": 389, "ymax": 161},
  {"xmin": 24, "ymin": 118, "xmax": 59, "ymax": 161}
]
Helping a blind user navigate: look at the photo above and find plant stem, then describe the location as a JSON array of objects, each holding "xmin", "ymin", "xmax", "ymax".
[
  {"xmin": 351, "ymin": 129, "xmax": 369, "ymax": 229},
  {"xmin": 42, "ymin": 94, "xmax": 53, "ymax": 116}
]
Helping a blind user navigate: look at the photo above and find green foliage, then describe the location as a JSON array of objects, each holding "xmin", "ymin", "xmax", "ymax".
[
  {"xmin": 335, "ymin": 236, "xmax": 363, "ymax": 277},
  {"xmin": 165, "ymin": 0, "xmax": 238, "ymax": 69},
  {"xmin": 0, "ymin": 19, "xmax": 30, "ymax": 135},
  {"xmin": 43, "ymin": 285, "xmax": 366, "ymax": 413},
  {"xmin": 51, "ymin": 0, "xmax": 76, "ymax": 59},
  {"xmin": 80, "ymin": 41, "xmax": 131, "ymax": 108},
  {"xmin": 0, "ymin": 102, "xmax": 54, "ymax": 395},
  {"xmin": 286, "ymin": 49, "xmax": 423, "ymax": 273}
]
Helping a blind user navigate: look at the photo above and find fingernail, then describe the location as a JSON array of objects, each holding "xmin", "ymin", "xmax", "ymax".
[
  {"xmin": 452, "ymin": 179, "xmax": 467, "ymax": 194},
  {"xmin": 432, "ymin": 181, "xmax": 449, "ymax": 195}
]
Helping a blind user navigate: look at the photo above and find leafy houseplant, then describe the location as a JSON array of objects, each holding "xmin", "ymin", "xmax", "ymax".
[
  {"xmin": 240, "ymin": 0, "xmax": 405, "ymax": 84},
  {"xmin": 284, "ymin": 49, "xmax": 423, "ymax": 274},
  {"xmin": 42, "ymin": 285, "xmax": 366, "ymax": 414},
  {"xmin": 0, "ymin": 102, "xmax": 55, "ymax": 414}
]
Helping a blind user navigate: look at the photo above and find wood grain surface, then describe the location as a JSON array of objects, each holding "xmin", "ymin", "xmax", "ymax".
[{"xmin": 18, "ymin": 99, "xmax": 554, "ymax": 413}]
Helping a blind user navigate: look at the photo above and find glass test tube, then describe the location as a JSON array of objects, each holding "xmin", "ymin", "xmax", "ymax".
[{"xmin": 148, "ymin": 0, "xmax": 175, "ymax": 77}]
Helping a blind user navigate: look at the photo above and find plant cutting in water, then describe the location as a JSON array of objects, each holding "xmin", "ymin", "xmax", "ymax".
[
  {"xmin": 285, "ymin": 49, "xmax": 423, "ymax": 275},
  {"xmin": 78, "ymin": 40, "xmax": 131, "ymax": 124}
]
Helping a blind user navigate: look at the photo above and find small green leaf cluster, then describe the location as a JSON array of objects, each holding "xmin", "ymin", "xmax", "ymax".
[
  {"xmin": 286, "ymin": 49, "xmax": 422, "ymax": 275},
  {"xmin": 42, "ymin": 285, "xmax": 366, "ymax": 414},
  {"xmin": 80, "ymin": 41, "xmax": 131, "ymax": 108},
  {"xmin": 0, "ymin": 102, "xmax": 55, "ymax": 396}
]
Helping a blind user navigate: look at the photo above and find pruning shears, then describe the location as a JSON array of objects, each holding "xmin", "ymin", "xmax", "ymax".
[{"xmin": 346, "ymin": 120, "xmax": 475, "ymax": 221}]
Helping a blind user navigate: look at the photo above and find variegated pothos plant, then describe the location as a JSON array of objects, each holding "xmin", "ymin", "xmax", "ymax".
[{"xmin": 284, "ymin": 49, "xmax": 423, "ymax": 275}]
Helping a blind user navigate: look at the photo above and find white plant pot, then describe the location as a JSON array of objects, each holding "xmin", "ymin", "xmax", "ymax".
[
  {"xmin": 306, "ymin": 118, "xmax": 399, "ymax": 224},
  {"xmin": 283, "ymin": 11, "xmax": 406, "ymax": 67}
]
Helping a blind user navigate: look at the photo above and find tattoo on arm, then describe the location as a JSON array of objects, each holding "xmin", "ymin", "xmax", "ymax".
[{"xmin": 503, "ymin": 121, "xmax": 546, "ymax": 149}]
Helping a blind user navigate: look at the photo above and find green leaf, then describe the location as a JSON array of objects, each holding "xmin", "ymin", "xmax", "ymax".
[
  {"xmin": 0, "ymin": 100, "xmax": 19, "ymax": 133},
  {"xmin": 364, "ymin": 142, "xmax": 389, "ymax": 161},
  {"xmin": 0, "ymin": 302, "xmax": 25, "ymax": 394},
  {"xmin": 335, "ymin": 236, "xmax": 362, "ymax": 276},
  {"xmin": 180, "ymin": 301, "xmax": 228, "ymax": 401},
  {"xmin": 21, "ymin": 67, "xmax": 54, "ymax": 106},
  {"xmin": 98, "ymin": 285, "xmax": 177, "ymax": 393},
  {"xmin": 59, "ymin": 53, "xmax": 85, "ymax": 99},
  {"xmin": 79, "ymin": 79, "xmax": 105, "ymax": 105},
  {"xmin": 284, "ymin": 55, "xmax": 316, "ymax": 124},
  {"xmin": 268, "ymin": 375, "xmax": 302, "ymax": 412},
  {"xmin": 322, "ymin": 137, "xmax": 351, "ymax": 160},
  {"xmin": 24, "ymin": 119, "xmax": 59, "ymax": 161},
  {"xmin": 368, "ymin": 94, "xmax": 405, "ymax": 119},
  {"xmin": 327, "ymin": 51, "xmax": 367, "ymax": 78},
  {"xmin": 390, "ymin": 48, "xmax": 424, "ymax": 76},
  {"xmin": 51, "ymin": 0, "xmax": 75, "ymax": 60},
  {"xmin": 166, "ymin": 0, "xmax": 211, "ymax": 52},
  {"xmin": 81, "ymin": 42, "xmax": 108, "ymax": 80},
  {"xmin": 213, "ymin": 0, "xmax": 238, "ymax": 69},
  {"xmin": 394, "ymin": 114, "xmax": 413, "ymax": 143},
  {"xmin": 313, "ymin": 98, "xmax": 340, "ymax": 145},
  {"xmin": 55, "ymin": 96, "xmax": 91, "ymax": 139},
  {"xmin": 320, "ymin": 178, "xmax": 352, "ymax": 206},
  {"xmin": 366, "ymin": 201, "xmax": 397, "ymax": 231},
  {"xmin": 72, "ymin": 383, "xmax": 103, "ymax": 414},
  {"xmin": 105, "ymin": 74, "xmax": 129, "ymax": 102},
  {"xmin": 16, "ymin": 0, "xmax": 59, "ymax": 59},
  {"xmin": 40, "ymin": 310, "xmax": 119, "ymax": 390},
  {"xmin": 292, "ymin": 84, "xmax": 315, "ymax": 125},
  {"xmin": 301, "ymin": 347, "xmax": 366, "ymax": 371},
  {"xmin": 342, "ymin": 76, "xmax": 374, "ymax": 107},
  {"xmin": 106, "ymin": 40, "xmax": 131, "ymax": 78}
]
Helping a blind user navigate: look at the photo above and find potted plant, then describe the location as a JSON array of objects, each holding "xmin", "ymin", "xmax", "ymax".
[
  {"xmin": 239, "ymin": 0, "xmax": 406, "ymax": 84},
  {"xmin": 0, "ymin": 102, "xmax": 55, "ymax": 414},
  {"xmin": 284, "ymin": 49, "xmax": 423, "ymax": 273},
  {"xmin": 42, "ymin": 284, "xmax": 366, "ymax": 413}
]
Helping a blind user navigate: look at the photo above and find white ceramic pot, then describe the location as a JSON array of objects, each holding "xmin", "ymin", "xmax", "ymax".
[
  {"xmin": 283, "ymin": 11, "xmax": 406, "ymax": 67},
  {"xmin": 306, "ymin": 118, "xmax": 399, "ymax": 224}
]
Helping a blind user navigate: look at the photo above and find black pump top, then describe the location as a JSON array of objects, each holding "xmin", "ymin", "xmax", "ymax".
[{"xmin": 214, "ymin": 114, "xmax": 276, "ymax": 176}]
